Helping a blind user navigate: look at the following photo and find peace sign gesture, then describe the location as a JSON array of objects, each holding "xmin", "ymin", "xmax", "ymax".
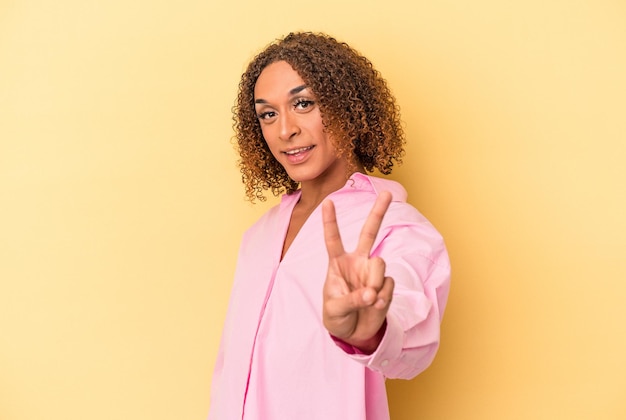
[{"xmin": 322, "ymin": 191, "xmax": 395, "ymax": 354}]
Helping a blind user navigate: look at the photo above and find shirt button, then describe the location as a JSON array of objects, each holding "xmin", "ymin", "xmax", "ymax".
[{"xmin": 381, "ymin": 359, "xmax": 389, "ymax": 367}]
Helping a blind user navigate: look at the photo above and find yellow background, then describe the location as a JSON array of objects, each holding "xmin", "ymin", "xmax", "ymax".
[{"xmin": 1, "ymin": 0, "xmax": 625, "ymax": 419}]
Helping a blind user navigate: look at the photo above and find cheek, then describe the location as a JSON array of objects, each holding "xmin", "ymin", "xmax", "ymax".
[
  {"xmin": 259, "ymin": 124, "xmax": 269, "ymax": 139},
  {"xmin": 260, "ymin": 124, "xmax": 278, "ymax": 143},
  {"xmin": 312, "ymin": 121, "xmax": 330, "ymax": 140},
  {"xmin": 261, "ymin": 136, "xmax": 280, "ymax": 159},
  {"xmin": 259, "ymin": 128, "xmax": 273, "ymax": 147}
]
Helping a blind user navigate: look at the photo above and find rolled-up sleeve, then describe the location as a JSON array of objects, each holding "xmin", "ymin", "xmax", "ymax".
[{"xmin": 332, "ymin": 205, "xmax": 451, "ymax": 379}]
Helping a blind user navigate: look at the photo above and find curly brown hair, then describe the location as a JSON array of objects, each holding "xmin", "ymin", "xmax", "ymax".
[{"xmin": 234, "ymin": 32, "xmax": 405, "ymax": 202}]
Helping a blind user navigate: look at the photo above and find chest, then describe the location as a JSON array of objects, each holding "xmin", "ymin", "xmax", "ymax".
[{"xmin": 281, "ymin": 203, "xmax": 317, "ymax": 260}]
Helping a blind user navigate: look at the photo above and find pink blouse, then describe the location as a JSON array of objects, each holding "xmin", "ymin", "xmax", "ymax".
[{"xmin": 209, "ymin": 173, "xmax": 450, "ymax": 419}]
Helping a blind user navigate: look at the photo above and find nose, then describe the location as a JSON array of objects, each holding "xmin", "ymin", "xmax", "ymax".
[{"xmin": 278, "ymin": 111, "xmax": 300, "ymax": 141}]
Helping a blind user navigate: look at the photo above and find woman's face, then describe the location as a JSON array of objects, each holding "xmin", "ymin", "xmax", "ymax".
[{"xmin": 253, "ymin": 60, "xmax": 349, "ymax": 187}]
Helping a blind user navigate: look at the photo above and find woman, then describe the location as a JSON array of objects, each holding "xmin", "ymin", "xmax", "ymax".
[{"xmin": 209, "ymin": 32, "xmax": 450, "ymax": 420}]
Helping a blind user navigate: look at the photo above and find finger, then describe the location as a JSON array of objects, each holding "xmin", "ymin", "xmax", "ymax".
[
  {"xmin": 322, "ymin": 199, "xmax": 345, "ymax": 258},
  {"xmin": 373, "ymin": 276, "xmax": 394, "ymax": 310},
  {"xmin": 356, "ymin": 191, "xmax": 392, "ymax": 257},
  {"xmin": 325, "ymin": 287, "xmax": 378, "ymax": 318},
  {"xmin": 365, "ymin": 256, "xmax": 386, "ymax": 290}
]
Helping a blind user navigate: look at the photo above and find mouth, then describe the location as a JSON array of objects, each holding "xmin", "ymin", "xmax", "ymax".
[
  {"xmin": 282, "ymin": 145, "xmax": 315, "ymax": 164},
  {"xmin": 283, "ymin": 146, "xmax": 314, "ymax": 156}
]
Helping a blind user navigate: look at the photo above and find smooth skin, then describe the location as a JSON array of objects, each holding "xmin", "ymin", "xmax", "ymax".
[{"xmin": 254, "ymin": 60, "xmax": 394, "ymax": 354}]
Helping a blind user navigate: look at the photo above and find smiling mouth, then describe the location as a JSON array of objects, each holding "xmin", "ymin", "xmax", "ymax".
[{"xmin": 284, "ymin": 146, "xmax": 314, "ymax": 155}]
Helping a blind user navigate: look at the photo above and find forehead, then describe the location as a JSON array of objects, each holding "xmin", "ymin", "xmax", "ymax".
[{"xmin": 254, "ymin": 61, "xmax": 307, "ymax": 100}]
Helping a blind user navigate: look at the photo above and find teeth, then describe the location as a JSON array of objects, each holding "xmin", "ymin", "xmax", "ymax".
[{"xmin": 285, "ymin": 146, "xmax": 311, "ymax": 155}]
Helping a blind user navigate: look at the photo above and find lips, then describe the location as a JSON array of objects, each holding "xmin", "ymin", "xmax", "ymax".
[
  {"xmin": 283, "ymin": 145, "xmax": 314, "ymax": 164},
  {"xmin": 284, "ymin": 146, "xmax": 314, "ymax": 155}
]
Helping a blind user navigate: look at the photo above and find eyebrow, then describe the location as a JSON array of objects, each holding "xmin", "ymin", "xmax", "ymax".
[{"xmin": 254, "ymin": 84, "xmax": 309, "ymax": 104}]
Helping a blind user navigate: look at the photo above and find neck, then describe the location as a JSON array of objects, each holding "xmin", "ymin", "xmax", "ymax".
[{"xmin": 298, "ymin": 168, "xmax": 365, "ymax": 210}]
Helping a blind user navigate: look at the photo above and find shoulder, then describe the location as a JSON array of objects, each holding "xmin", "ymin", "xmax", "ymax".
[
  {"xmin": 344, "ymin": 173, "xmax": 424, "ymax": 223},
  {"xmin": 343, "ymin": 173, "xmax": 408, "ymax": 203},
  {"xmin": 349, "ymin": 174, "xmax": 449, "ymax": 266},
  {"xmin": 358, "ymin": 173, "xmax": 408, "ymax": 203}
]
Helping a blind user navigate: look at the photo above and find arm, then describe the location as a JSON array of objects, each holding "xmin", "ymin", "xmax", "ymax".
[
  {"xmin": 322, "ymin": 192, "xmax": 450, "ymax": 379},
  {"xmin": 349, "ymin": 241, "xmax": 450, "ymax": 379}
]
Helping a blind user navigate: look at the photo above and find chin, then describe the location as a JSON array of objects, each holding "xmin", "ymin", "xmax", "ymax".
[{"xmin": 285, "ymin": 168, "xmax": 316, "ymax": 183}]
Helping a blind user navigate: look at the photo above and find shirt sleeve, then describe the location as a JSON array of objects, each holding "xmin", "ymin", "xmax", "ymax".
[{"xmin": 331, "ymin": 204, "xmax": 451, "ymax": 379}]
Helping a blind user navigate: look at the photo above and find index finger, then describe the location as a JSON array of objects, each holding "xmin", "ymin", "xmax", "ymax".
[
  {"xmin": 322, "ymin": 198, "xmax": 346, "ymax": 258},
  {"xmin": 355, "ymin": 191, "xmax": 392, "ymax": 257}
]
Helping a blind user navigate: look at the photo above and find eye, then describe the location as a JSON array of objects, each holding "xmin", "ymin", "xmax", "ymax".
[
  {"xmin": 257, "ymin": 110, "xmax": 277, "ymax": 121},
  {"xmin": 294, "ymin": 99, "xmax": 315, "ymax": 111}
]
